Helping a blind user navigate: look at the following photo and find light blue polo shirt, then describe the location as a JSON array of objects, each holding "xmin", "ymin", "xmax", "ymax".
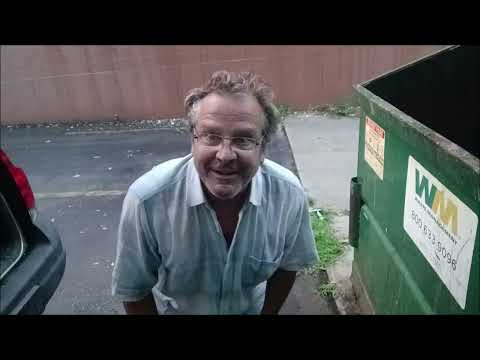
[{"xmin": 112, "ymin": 154, "xmax": 318, "ymax": 314}]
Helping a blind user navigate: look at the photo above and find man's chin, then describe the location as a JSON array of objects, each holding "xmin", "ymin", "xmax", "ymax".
[{"xmin": 206, "ymin": 183, "xmax": 242, "ymax": 200}]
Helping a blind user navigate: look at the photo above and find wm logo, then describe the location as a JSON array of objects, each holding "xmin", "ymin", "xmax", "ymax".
[{"xmin": 415, "ymin": 169, "xmax": 458, "ymax": 235}]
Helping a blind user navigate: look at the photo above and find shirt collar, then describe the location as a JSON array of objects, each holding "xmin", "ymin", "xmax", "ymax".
[{"xmin": 186, "ymin": 158, "xmax": 263, "ymax": 207}]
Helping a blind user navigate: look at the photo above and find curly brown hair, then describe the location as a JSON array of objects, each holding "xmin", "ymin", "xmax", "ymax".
[{"xmin": 184, "ymin": 70, "xmax": 280, "ymax": 145}]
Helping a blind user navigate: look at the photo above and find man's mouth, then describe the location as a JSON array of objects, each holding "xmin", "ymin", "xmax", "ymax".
[{"xmin": 211, "ymin": 169, "xmax": 238, "ymax": 178}]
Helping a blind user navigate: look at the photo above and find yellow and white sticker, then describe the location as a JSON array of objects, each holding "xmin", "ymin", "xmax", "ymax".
[
  {"xmin": 364, "ymin": 116, "xmax": 385, "ymax": 180},
  {"xmin": 403, "ymin": 156, "xmax": 478, "ymax": 309}
]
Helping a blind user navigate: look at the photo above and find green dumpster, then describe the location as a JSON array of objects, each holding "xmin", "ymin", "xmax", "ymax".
[{"xmin": 349, "ymin": 46, "xmax": 479, "ymax": 314}]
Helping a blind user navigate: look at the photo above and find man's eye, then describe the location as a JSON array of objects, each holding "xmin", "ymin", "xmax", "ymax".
[
  {"xmin": 205, "ymin": 134, "xmax": 221, "ymax": 142},
  {"xmin": 233, "ymin": 138, "xmax": 253, "ymax": 146}
]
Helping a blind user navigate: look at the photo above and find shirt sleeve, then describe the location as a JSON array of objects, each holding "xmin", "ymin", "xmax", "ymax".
[
  {"xmin": 111, "ymin": 189, "xmax": 162, "ymax": 302},
  {"xmin": 279, "ymin": 190, "xmax": 319, "ymax": 271}
]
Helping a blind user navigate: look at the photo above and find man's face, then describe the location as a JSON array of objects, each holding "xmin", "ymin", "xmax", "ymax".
[{"xmin": 192, "ymin": 93, "xmax": 266, "ymax": 201}]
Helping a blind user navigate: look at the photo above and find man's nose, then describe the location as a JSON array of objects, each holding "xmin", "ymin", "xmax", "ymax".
[{"xmin": 215, "ymin": 140, "xmax": 237, "ymax": 162}]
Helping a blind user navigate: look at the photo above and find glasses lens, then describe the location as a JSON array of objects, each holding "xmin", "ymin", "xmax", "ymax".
[
  {"xmin": 203, "ymin": 134, "xmax": 222, "ymax": 146},
  {"xmin": 232, "ymin": 137, "xmax": 255, "ymax": 150}
]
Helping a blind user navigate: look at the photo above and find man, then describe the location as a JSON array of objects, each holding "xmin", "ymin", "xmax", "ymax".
[{"xmin": 112, "ymin": 70, "xmax": 318, "ymax": 314}]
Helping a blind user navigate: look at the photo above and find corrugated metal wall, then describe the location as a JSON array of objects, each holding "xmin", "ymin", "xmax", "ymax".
[{"xmin": 1, "ymin": 45, "xmax": 444, "ymax": 125}]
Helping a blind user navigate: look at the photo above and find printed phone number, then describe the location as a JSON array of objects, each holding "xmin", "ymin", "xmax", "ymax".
[{"xmin": 411, "ymin": 210, "xmax": 457, "ymax": 271}]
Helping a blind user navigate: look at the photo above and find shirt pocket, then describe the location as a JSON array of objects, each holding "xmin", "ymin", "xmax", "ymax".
[{"xmin": 242, "ymin": 255, "xmax": 281, "ymax": 288}]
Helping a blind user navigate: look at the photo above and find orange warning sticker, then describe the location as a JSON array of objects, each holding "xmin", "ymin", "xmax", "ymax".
[{"xmin": 364, "ymin": 116, "xmax": 385, "ymax": 180}]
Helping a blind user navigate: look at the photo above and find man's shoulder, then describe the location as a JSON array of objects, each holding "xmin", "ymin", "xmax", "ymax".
[
  {"xmin": 262, "ymin": 158, "xmax": 303, "ymax": 191},
  {"xmin": 129, "ymin": 154, "xmax": 192, "ymax": 201}
]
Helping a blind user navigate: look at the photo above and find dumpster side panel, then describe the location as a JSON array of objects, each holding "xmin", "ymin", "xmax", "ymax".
[
  {"xmin": 356, "ymin": 205, "xmax": 432, "ymax": 314},
  {"xmin": 352, "ymin": 87, "xmax": 479, "ymax": 314}
]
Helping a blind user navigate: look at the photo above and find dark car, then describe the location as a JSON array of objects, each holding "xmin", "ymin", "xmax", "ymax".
[{"xmin": 0, "ymin": 149, "xmax": 66, "ymax": 314}]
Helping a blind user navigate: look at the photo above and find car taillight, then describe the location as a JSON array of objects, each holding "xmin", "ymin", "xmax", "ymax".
[{"xmin": 0, "ymin": 149, "xmax": 35, "ymax": 210}]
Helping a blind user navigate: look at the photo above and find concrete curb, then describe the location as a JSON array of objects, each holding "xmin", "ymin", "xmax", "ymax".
[{"xmin": 326, "ymin": 215, "xmax": 362, "ymax": 315}]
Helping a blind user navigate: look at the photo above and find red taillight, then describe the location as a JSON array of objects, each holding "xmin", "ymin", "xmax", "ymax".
[{"xmin": 0, "ymin": 149, "xmax": 36, "ymax": 209}]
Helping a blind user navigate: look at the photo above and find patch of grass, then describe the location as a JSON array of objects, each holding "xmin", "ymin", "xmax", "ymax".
[
  {"xmin": 309, "ymin": 96, "xmax": 361, "ymax": 117},
  {"xmin": 276, "ymin": 103, "xmax": 296, "ymax": 118},
  {"xmin": 310, "ymin": 209, "xmax": 345, "ymax": 271},
  {"xmin": 316, "ymin": 283, "xmax": 337, "ymax": 297},
  {"xmin": 310, "ymin": 103, "xmax": 360, "ymax": 117}
]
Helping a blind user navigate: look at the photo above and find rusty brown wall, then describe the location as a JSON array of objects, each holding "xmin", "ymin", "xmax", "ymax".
[{"xmin": 1, "ymin": 45, "xmax": 444, "ymax": 125}]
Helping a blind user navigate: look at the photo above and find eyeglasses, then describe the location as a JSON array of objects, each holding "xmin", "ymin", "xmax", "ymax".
[{"xmin": 193, "ymin": 129, "xmax": 263, "ymax": 151}]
